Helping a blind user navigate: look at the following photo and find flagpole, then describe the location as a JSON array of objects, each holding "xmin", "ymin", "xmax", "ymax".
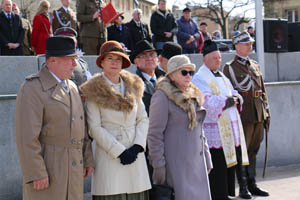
[{"xmin": 255, "ymin": 0, "xmax": 265, "ymax": 77}]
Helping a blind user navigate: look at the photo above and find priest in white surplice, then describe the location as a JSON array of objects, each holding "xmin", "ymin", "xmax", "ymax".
[{"xmin": 192, "ymin": 40, "xmax": 249, "ymax": 200}]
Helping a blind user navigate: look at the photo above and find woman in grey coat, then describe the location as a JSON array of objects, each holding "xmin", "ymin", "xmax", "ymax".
[{"xmin": 147, "ymin": 55, "xmax": 213, "ymax": 200}]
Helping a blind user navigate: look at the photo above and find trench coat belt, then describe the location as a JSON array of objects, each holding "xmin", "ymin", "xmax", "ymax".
[
  {"xmin": 240, "ymin": 90, "xmax": 263, "ymax": 98},
  {"xmin": 39, "ymin": 135, "xmax": 83, "ymax": 148}
]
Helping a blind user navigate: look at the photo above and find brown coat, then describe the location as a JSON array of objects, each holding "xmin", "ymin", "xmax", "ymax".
[
  {"xmin": 76, "ymin": 0, "xmax": 106, "ymax": 39},
  {"xmin": 52, "ymin": 7, "xmax": 78, "ymax": 33},
  {"xmin": 15, "ymin": 66, "xmax": 94, "ymax": 200},
  {"xmin": 223, "ymin": 56, "xmax": 270, "ymax": 125}
]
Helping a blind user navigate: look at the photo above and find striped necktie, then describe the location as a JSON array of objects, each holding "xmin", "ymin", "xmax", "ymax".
[{"xmin": 60, "ymin": 81, "xmax": 69, "ymax": 93}]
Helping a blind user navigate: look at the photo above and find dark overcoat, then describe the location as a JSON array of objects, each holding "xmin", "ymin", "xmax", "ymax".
[{"xmin": 0, "ymin": 11, "xmax": 24, "ymax": 55}]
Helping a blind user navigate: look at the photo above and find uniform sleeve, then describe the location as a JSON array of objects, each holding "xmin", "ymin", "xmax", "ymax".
[
  {"xmin": 76, "ymin": 0, "xmax": 94, "ymax": 23},
  {"xmin": 85, "ymin": 100, "xmax": 126, "ymax": 159},
  {"xmin": 133, "ymin": 98, "xmax": 149, "ymax": 150},
  {"xmin": 51, "ymin": 10, "xmax": 59, "ymax": 33},
  {"xmin": 15, "ymin": 82, "xmax": 48, "ymax": 184},
  {"xmin": 192, "ymin": 75, "xmax": 227, "ymax": 121},
  {"xmin": 147, "ymin": 90, "xmax": 169, "ymax": 169}
]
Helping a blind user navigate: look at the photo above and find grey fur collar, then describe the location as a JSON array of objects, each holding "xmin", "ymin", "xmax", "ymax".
[
  {"xmin": 156, "ymin": 77, "xmax": 204, "ymax": 130},
  {"xmin": 79, "ymin": 70, "xmax": 144, "ymax": 112}
]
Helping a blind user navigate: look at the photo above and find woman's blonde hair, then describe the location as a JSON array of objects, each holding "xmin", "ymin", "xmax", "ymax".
[{"xmin": 36, "ymin": 0, "xmax": 50, "ymax": 15}]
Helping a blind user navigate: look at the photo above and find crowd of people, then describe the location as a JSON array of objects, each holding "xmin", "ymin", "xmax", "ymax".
[
  {"xmin": 6, "ymin": 0, "xmax": 269, "ymax": 200},
  {"xmin": 0, "ymin": 0, "xmax": 247, "ymax": 56}
]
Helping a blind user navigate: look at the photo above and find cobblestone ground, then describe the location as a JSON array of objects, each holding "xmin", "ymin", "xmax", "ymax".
[{"xmin": 84, "ymin": 165, "xmax": 300, "ymax": 200}]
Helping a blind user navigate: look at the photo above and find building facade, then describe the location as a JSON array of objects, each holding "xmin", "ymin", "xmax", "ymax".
[{"xmin": 264, "ymin": 0, "xmax": 300, "ymax": 22}]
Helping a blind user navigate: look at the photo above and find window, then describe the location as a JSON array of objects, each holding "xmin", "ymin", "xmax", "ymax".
[
  {"xmin": 115, "ymin": 0, "xmax": 119, "ymax": 9},
  {"xmin": 285, "ymin": 9, "xmax": 298, "ymax": 22},
  {"xmin": 145, "ymin": 6, "xmax": 149, "ymax": 16},
  {"xmin": 125, "ymin": 0, "xmax": 129, "ymax": 11}
]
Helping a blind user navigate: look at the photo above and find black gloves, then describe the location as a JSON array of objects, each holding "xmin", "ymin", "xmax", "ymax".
[
  {"xmin": 118, "ymin": 144, "xmax": 144, "ymax": 165},
  {"xmin": 118, "ymin": 149, "xmax": 137, "ymax": 165},
  {"xmin": 128, "ymin": 144, "xmax": 144, "ymax": 156},
  {"xmin": 224, "ymin": 97, "xmax": 235, "ymax": 110}
]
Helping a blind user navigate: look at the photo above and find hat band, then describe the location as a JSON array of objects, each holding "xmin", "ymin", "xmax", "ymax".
[
  {"xmin": 102, "ymin": 47, "xmax": 125, "ymax": 55},
  {"xmin": 46, "ymin": 49, "xmax": 76, "ymax": 57}
]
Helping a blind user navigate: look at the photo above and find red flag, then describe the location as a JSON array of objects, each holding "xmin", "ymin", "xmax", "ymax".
[{"xmin": 101, "ymin": 2, "xmax": 118, "ymax": 25}]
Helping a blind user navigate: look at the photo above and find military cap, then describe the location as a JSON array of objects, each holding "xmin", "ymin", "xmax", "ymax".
[
  {"xmin": 54, "ymin": 27, "xmax": 78, "ymax": 37},
  {"xmin": 232, "ymin": 31, "xmax": 255, "ymax": 45}
]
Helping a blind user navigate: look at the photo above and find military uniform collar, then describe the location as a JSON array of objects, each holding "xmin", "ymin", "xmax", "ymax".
[{"xmin": 235, "ymin": 55, "xmax": 250, "ymax": 66}]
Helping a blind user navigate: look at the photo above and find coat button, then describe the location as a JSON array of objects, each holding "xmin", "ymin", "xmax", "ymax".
[
  {"xmin": 72, "ymin": 116, "xmax": 75, "ymax": 121},
  {"xmin": 72, "ymin": 161, "xmax": 76, "ymax": 166},
  {"xmin": 80, "ymin": 115, "xmax": 83, "ymax": 120},
  {"xmin": 200, "ymin": 151, "xmax": 203, "ymax": 156},
  {"xmin": 80, "ymin": 160, "xmax": 83, "ymax": 164},
  {"xmin": 72, "ymin": 138, "xmax": 76, "ymax": 144}
]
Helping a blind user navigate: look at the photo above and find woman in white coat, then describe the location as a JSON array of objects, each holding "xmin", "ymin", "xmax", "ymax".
[{"xmin": 80, "ymin": 41, "xmax": 151, "ymax": 200}]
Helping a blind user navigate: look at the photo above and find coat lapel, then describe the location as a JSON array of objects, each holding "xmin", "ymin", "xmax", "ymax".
[
  {"xmin": 136, "ymin": 68, "xmax": 155, "ymax": 95},
  {"xmin": 39, "ymin": 66, "xmax": 71, "ymax": 107}
]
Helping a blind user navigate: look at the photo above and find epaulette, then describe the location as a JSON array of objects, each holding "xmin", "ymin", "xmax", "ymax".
[
  {"xmin": 249, "ymin": 59, "xmax": 258, "ymax": 64},
  {"xmin": 25, "ymin": 73, "xmax": 39, "ymax": 81}
]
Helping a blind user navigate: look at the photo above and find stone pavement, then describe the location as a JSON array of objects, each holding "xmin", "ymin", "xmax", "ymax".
[{"xmin": 84, "ymin": 165, "xmax": 300, "ymax": 200}]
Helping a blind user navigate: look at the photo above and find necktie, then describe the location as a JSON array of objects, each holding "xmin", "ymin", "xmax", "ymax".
[
  {"xmin": 150, "ymin": 78, "xmax": 156, "ymax": 87},
  {"xmin": 7, "ymin": 14, "xmax": 11, "ymax": 19},
  {"xmin": 60, "ymin": 81, "xmax": 69, "ymax": 93}
]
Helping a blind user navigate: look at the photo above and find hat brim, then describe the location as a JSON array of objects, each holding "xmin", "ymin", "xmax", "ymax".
[
  {"xmin": 165, "ymin": 63, "xmax": 195, "ymax": 76},
  {"xmin": 130, "ymin": 49, "xmax": 162, "ymax": 63},
  {"xmin": 236, "ymin": 37, "xmax": 255, "ymax": 45},
  {"xmin": 96, "ymin": 51, "xmax": 131, "ymax": 69}
]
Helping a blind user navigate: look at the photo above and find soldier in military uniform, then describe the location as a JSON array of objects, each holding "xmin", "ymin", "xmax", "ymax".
[
  {"xmin": 223, "ymin": 31, "xmax": 271, "ymax": 199},
  {"xmin": 52, "ymin": 0, "xmax": 78, "ymax": 34},
  {"xmin": 54, "ymin": 27, "xmax": 92, "ymax": 89},
  {"xmin": 76, "ymin": 0, "xmax": 107, "ymax": 55}
]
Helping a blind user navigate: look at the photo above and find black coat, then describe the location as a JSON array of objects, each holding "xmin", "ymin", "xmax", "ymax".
[
  {"xmin": 107, "ymin": 24, "xmax": 131, "ymax": 51},
  {"xmin": 150, "ymin": 9, "xmax": 177, "ymax": 43},
  {"xmin": 126, "ymin": 19, "xmax": 152, "ymax": 53},
  {"xmin": 0, "ymin": 11, "xmax": 24, "ymax": 55}
]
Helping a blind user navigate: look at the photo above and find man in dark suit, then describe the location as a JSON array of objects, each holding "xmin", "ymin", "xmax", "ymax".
[
  {"xmin": 107, "ymin": 13, "xmax": 131, "ymax": 51},
  {"xmin": 223, "ymin": 31, "xmax": 270, "ymax": 199},
  {"xmin": 52, "ymin": 0, "xmax": 78, "ymax": 33},
  {"xmin": 0, "ymin": 0, "xmax": 24, "ymax": 55},
  {"xmin": 131, "ymin": 40, "xmax": 161, "ymax": 116},
  {"xmin": 126, "ymin": 8, "xmax": 152, "ymax": 53}
]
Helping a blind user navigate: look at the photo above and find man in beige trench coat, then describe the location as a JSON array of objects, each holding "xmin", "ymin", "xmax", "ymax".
[{"xmin": 15, "ymin": 36, "xmax": 94, "ymax": 200}]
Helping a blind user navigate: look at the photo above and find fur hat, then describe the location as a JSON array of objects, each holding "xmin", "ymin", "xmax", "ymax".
[
  {"xmin": 166, "ymin": 55, "xmax": 195, "ymax": 76},
  {"xmin": 160, "ymin": 42, "xmax": 182, "ymax": 60},
  {"xmin": 202, "ymin": 40, "xmax": 219, "ymax": 57},
  {"xmin": 96, "ymin": 41, "xmax": 131, "ymax": 69}
]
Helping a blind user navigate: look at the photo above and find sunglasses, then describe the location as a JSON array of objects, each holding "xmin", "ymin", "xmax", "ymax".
[{"xmin": 181, "ymin": 70, "xmax": 195, "ymax": 76}]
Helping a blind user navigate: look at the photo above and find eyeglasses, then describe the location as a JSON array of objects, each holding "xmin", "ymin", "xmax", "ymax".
[
  {"xmin": 181, "ymin": 70, "xmax": 195, "ymax": 76},
  {"xmin": 136, "ymin": 52, "xmax": 157, "ymax": 59}
]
